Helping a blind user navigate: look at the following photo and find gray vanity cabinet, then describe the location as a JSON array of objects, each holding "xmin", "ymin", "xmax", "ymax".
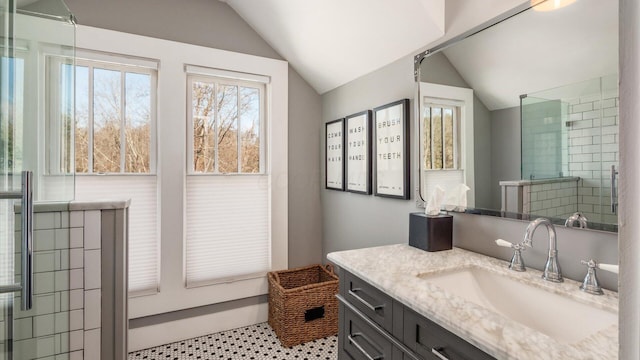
[
  {"xmin": 403, "ymin": 308, "xmax": 495, "ymax": 360},
  {"xmin": 338, "ymin": 269, "xmax": 495, "ymax": 360},
  {"xmin": 343, "ymin": 270, "xmax": 397, "ymax": 332},
  {"xmin": 342, "ymin": 304, "xmax": 400, "ymax": 360}
]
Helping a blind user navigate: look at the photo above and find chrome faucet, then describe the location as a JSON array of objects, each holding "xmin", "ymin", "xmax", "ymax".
[
  {"xmin": 522, "ymin": 218, "xmax": 563, "ymax": 283},
  {"xmin": 565, "ymin": 212, "xmax": 588, "ymax": 229}
]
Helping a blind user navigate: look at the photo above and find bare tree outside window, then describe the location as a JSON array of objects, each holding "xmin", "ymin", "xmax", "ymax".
[
  {"xmin": 217, "ymin": 85, "xmax": 238, "ymax": 173},
  {"xmin": 240, "ymin": 87, "xmax": 260, "ymax": 173},
  {"xmin": 423, "ymin": 105, "xmax": 459, "ymax": 171},
  {"xmin": 93, "ymin": 68, "xmax": 122, "ymax": 173},
  {"xmin": 191, "ymin": 77, "xmax": 262, "ymax": 174},
  {"xmin": 125, "ymin": 72, "xmax": 151, "ymax": 173},
  {"xmin": 75, "ymin": 66, "xmax": 89, "ymax": 173},
  {"xmin": 74, "ymin": 62, "xmax": 153, "ymax": 174}
]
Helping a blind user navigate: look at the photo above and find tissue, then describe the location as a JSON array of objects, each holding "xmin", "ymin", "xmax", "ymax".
[
  {"xmin": 444, "ymin": 184, "xmax": 470, "ymax": 212},
  {"xmin": 425, "ymin": 186, "xmax": 445, "ymax": 216}
]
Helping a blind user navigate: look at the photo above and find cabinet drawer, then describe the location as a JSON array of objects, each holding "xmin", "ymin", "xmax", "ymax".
[
  {"xmin": 343, "ymin": 271, "xmax": 394, "ymax": 332},
  {"xmin": 403, "ymin": 308, "xmax": 495, "ymax": 360},
  {"xmin": 343, "ymin": 304, "xmax": 395, "ymax": 360}
]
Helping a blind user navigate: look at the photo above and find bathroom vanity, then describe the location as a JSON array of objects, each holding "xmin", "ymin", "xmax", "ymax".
[{"xmin": 328, "ymin": 245, "xmax": 618, "ymax": 360}]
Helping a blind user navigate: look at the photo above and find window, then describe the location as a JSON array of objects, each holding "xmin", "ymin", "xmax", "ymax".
[
  {"xmin": 418, "ymin": 83, "xmax": 475, "ymax": 207},
  {"xmin": 72, "ymin": 56, "xmax": 159, "ymax": 295},
  {"xmin": 74, "ymin": 59, "xmax": 155, "ymax": 174},
  {"xmin": 188, "ymin": 75, "xmax": 264, "ymax": 174},
  {"xmin": 185, "ymin": 70, "xmax": 269, "ymax": 287},
  {"xmin": 422, "ymin": 104, "xmax": 459, "ymax": 170}
]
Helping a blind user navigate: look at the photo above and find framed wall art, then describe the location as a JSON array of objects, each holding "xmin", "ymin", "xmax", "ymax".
[
  {"xmin": 325, "ymin": 118, "xmax": 345, "ymax": 191},
  {"xmin": 373, "ymin": 99, "xmax": 410, "ymax": 199},
  {"xmin": 345, "ymin": 110, "xmax": 372, "ymax": 194}
]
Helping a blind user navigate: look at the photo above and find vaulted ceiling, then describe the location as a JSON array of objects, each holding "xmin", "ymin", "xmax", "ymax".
[{"xmin": 224, "ymin": 0, "xmax": 528, "ymax": 94}]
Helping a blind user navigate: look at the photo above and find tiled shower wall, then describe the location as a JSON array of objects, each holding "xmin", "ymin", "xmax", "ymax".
[
  {"xmin": 522, "ymin": 179, "xmax": 579, "ymax": 219},
  {"xmin": 567, "ymin": 92, "xmax": 619, "ymax": 224},
  {"xmin": 0, "ymin": 208, "xmax": 103, "ymax": 360}
]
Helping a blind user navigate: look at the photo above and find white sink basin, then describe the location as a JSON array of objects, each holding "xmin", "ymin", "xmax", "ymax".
[{"xmin": 417, "ymin": 266, "xmax": 617, "ymax": 344}]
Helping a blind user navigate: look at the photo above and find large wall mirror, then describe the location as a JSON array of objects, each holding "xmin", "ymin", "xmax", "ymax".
[{"xmin": 415, "ymin": 0, "xmax": 618, "ymax": 232}]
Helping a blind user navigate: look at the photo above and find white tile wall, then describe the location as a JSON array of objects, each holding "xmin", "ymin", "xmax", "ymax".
[
  {"xmin": 84, "ymin": 250, "xmax": 101, "ymax": 290},
  {"xmin": 83, "ymin": 211, "xmax": 101, "ymax": 250},
  {"xmin": 84, "ymin": 290, "xmax": 101, "ymax": 330},
  {"xmin": 520, "ymin": 179, "xmax": 579, "ymax": 218},
  {"xmin": 9, "ymin": 209, "xmax": 104, "ymax": 360},
  {"xmin": 84, "ymin": 329, "xmax": 100, "ymax": 359},
  {"xmin": 567, "ymin": 93, "xmax": 619, "ymax": 223}
]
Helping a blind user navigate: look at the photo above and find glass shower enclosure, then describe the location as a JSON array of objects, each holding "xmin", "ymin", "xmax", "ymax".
[
  {"xmin": 1, "ymin": 0, "xmax": 75, "ymax": 358},
  {"xmin": 520, "ymin": 75, "xmax": 619, "ymax": 225}
]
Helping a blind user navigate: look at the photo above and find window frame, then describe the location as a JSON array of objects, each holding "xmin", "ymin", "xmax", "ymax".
[
  {"xmin": 186, "ymin": 73, "xmax": 266, "ymax": 176},
  {"xmin": 73, "ymin": 57, "xmax": 158, "ymax": 175},
  {"xmin": 422, "ymin": 101, "xmax": 461, "ymax": 171}
]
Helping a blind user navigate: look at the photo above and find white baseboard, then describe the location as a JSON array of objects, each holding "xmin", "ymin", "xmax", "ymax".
[{"xmin": 128, "ymin": 302, "xmax": 268, "ymax": 352}]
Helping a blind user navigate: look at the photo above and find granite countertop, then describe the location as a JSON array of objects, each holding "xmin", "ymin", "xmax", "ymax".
[{"xmin": 327, "ymin": 244, "xmax": 618, "ymax": 360}]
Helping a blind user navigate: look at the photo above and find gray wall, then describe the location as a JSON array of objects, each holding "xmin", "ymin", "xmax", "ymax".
[
  {"xmin": 490, "ymin": 106, "xmax": 521, "ymax": 209},
  {"xmin": 473, "ymin": 95, "xmax": 492, "ymax": 208},
  {"xmin": 619, "ymin": 0, "xmax": 640, "ymax": 357},
  {"xmin": 321, "ymin": 55, "xmax": 416, "ymax": 256}
]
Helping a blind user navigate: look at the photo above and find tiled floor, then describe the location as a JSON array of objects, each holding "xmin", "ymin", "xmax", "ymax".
[{"xmin": 129, "ymin": 322, "xmax": 338, "ymax": 360}]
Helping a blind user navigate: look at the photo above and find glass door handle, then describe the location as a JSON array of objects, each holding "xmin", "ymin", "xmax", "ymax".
[
  {"xmin": 610, "ymin": 165, "xmax": 618, "ymax": 214},
  {"xmin": 0, "ymin": 171, "xmax": 34, "ymax": 310},
  {"xmin": 21, "ymin": 171, "xmax": 34, "ymax": 310}
]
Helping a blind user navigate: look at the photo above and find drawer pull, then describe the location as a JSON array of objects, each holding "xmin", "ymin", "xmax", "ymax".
[
  {"xmin": 349, "ymin": 289, "xmax": 385, "ymax": 312},
  {"xmin": 431, "ymin": 347, "xmax": 450, "ymax": 360},
  {"xmin": 348, "ymin": 334, "xmax": 383, "ymax": 360}
]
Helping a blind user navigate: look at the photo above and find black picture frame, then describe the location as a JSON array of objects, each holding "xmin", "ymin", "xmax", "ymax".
[
  {"xmin": 325, "ymin": 118, "xmax": 345, "ymax": 191},
  {"xmin": 373, "ymin": 99, "xmax": 410, "ymax": 199},
  {"xmin": 345, "ymin": 110, "xmax": 372, "ymax": 194}
]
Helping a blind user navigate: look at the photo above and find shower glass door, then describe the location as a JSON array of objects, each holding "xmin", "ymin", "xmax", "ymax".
[{"xmin": 1, "ymin": 0, "xmax": 75, "ymax": 358}]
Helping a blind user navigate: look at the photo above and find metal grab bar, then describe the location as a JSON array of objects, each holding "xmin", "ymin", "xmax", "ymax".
[
  {"xmin": 610, "ymin": 165, "xmax": 618, "ymax": 214},
  {"xmin": 21, "ymin": 171, "xmax": 33, "ymax": 310},
  {"xmin": 0, "ymin": 172, "xmax": 34, "ymax": 310},
  {"xmin": 0, "ymin": 284, "xmax": 22, "ymax": 294},
  {"xmin": 0, "ymin": 191, "xmax": 22, "ymax": 199}
]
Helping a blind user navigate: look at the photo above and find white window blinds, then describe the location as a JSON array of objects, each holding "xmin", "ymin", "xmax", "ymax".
[
  {"xmin": 185, "ymin": 175, "xmax": 269, "ymax": 287},
  {"xmin": 75, "ymin": 175, "xmax": 159, "ymax": 294}
]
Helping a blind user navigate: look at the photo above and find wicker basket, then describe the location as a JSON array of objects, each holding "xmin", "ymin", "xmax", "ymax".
[{"xmin": 268, "ymin": 264, "xmax": 339, "ymax": 347}]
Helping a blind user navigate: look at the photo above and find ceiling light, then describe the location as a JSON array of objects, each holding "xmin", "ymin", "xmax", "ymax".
[{"xmin": 532, "ymin": 0, "xmax": 577, "ymax": 12}]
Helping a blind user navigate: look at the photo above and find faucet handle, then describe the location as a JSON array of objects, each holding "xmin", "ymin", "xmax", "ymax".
[
  {"xmin": 596, "ymin": 262, "xmax": 619, "ymax": 274},
  {"xmin": 495, "ymin": 239, "xmax": 517, "ymax": 248},
  {"xmin": 580, "ymin": 259, "xmax": 619, "ymax": 274},
  {"xmin": 495, "ymin": 239, "xmax": 526, "ymax": 272},
  {"xmin": 579, "ymin": 259, "xmax": 617, "ymax": 295}
]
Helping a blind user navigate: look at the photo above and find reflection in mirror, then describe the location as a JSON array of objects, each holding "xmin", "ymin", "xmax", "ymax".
[{"xmin": 415, "ymin": 0, "xmax": 618, "ymax": 232}]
